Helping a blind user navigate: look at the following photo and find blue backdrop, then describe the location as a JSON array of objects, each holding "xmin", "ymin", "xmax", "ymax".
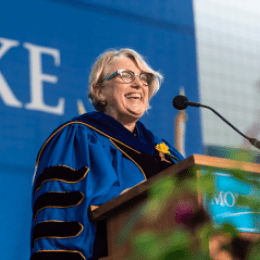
[{"xmin": 0, "ymin": 1, "xmax": 202, "ymax": 259}]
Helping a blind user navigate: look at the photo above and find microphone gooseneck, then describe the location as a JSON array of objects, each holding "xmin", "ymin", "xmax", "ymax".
[{"xmin": 172, "ymin": 95, "xmax": 260, "ymax": 150}]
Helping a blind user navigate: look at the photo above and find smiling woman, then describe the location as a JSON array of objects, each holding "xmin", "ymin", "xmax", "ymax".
[
  {"xmin": 92, "ymin": 56, "xmax": 152, "ymax": 132},
  {"xmin": 88, "ymin": 49, "xmax": 161, "ymax": 111},
  {"xmin": 30, "ymin": 48, "xmax": 184, "ymax": 260}
]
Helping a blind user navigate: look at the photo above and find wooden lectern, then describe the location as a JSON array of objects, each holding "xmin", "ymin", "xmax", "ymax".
[{"xmin": 89, "ymin": 155, "xmax": 260, "ymax": 260}]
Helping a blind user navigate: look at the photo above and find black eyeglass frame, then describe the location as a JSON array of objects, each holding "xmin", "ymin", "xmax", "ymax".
[{"xmin": 103, "ymin": 69, "xmax": 156, "ymax": 85}]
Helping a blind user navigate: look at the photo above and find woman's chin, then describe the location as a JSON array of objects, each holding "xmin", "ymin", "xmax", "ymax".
[{"xmin": 126, "ymin": 108, "xmax": 144, "ymax": 118}]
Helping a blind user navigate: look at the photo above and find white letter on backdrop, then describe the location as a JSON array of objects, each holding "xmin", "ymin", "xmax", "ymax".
[
  {"xmin": 0, "ymin": 37, "xmax": 22, "ymax": 108},
  {"xmin": 24, "ymin": 43, "xmax": 65, "ymax": 115}
]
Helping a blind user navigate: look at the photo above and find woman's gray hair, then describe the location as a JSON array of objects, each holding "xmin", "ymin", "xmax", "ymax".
[{"xmin": 88, "ymin": 48, "xmax": 163, "ymax": 112}]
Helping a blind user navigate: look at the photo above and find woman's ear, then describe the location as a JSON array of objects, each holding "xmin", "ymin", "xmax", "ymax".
[{"xmin": 93, "ymin": 84, "xmax": 106, "ymax": 102}]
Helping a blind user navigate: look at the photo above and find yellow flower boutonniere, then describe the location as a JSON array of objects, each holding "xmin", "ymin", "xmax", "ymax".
[
  {"xmin": 155, "ymin": 142, "xmax": 170, "ymax": 154},
  {"xmin": 155, "ymin": 143, "xmax": 179, "ymax": 161}
]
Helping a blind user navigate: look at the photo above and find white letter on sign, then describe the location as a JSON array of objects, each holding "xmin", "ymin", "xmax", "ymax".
[
  {"xmin": 224, "ymin": 192, "xmax": 235, "ymax": 207},
  {"xmin": 211, "ymin": 191, "xmax": 224, "ymax": 206},
  {"xmin": 24, "ymin": 43, "xmax": 65, "ymax": 115},
  {"xmin": 0, "ymin": 37, "xmax": 22, "ymax": 108}
]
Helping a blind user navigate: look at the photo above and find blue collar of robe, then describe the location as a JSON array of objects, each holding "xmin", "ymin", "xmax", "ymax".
[{"xmin": 72, "ymin": 111, "xmax": 156, "ymax": 156}]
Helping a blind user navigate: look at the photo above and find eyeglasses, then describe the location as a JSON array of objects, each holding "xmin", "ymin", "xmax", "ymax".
[{"xmin": 104, "ymin": 69, "xmax": 155, "ymax": 86}]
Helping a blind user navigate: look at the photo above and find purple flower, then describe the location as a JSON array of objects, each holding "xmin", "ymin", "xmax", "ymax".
[{"xmin": 174, "ymin": 199, "xmax": 196, "ymax": 225}]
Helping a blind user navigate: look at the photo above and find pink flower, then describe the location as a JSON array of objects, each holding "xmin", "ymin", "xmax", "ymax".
[{"xmin": 174, "ymin": 199, "xmax": 196, "ymax": 225}]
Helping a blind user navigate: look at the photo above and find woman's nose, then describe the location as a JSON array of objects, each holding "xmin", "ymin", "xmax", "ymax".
[{"xmin": 132, "ymin": 74, "xmax": 142, "ymax": 87}]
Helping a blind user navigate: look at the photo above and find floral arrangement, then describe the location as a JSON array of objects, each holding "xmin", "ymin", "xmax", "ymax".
[{"xmin": 117, "ymin": 151, "xmax": 260, "ymax": 260}]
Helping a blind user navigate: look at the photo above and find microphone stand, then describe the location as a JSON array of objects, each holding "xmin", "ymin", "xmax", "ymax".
[{"xmin": 173, "ymin": 95, "xmax": 260, "ymax": 150}]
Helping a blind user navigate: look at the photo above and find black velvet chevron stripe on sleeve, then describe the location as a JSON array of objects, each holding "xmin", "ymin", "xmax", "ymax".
[
  {"xmin": 30, "ymin": 250, "xmax": 86, "ymax": 260},
  {"xmin": 32, "ymin": 221, "xmax": 83, "ymax": 249},
  {"xmin": 33, "ymin": 191, "xmax": 84, "ymax": 221},
  {"xmin": 34, "ymin": 166, "xmax": 88, "ymax": 195}
]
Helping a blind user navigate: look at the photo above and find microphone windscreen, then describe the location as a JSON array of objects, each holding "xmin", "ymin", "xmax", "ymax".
[{"xmin": 172, "ymin": 95, "xmax": 189, "ymax": 110}]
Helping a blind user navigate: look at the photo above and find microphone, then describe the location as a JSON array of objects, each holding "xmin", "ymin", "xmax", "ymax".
[
  {"xmin": 172, "ymin": 95, "xmax": 200, "ymax": 110},
  {"xmin": 172, "ymin": 95, "xmax": 260, "ymax": 150}
]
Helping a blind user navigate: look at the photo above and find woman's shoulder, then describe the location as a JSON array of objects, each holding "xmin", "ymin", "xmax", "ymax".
[
  {"xmin": 42, "ymin": 117, "xmax": 99, "ymax": 147},
  {"xmin": 44, "ymin": 112, "xmax": 110, "ymax": 144},
  {"xmin": 36, "ymin": 115, "xmax": 110, "ymax": 166}
]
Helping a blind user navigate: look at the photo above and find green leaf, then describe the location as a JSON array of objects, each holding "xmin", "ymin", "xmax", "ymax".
[
  {"xmin": 149, "ymin": 176, "xmax": 175, "ymax": 200},
  {"xmin": 162, "ymin": 248, "xmax": 192, "ymax": 260},
  {"xmin": 133, "ymin": 231, "xmax": 158, "ymax": 258},
  {"xmin": 220, "ymin": 223, "xmax": 238, "ymax": 237},
  {"xmin": 236, "ymin": 195, "xmax": 251, "ymax": 207},
  {"xmin": 169, "ymin": 230, "xmax": 191, "ymax": 246},
  {"xmin": 197, "ymin": 223, "xmax": 214, "ymax": 255},
  {"xmin": 182, "ymin": 178, "xmax": 198, "ymax": 193},
  {"xmin": 198, "ymin": 171, "xmax": 215, "ymax": 198},
  {"xmin": 142, "ymin": 198, "xmax": 162, "ymax": 221},
  {"xmin": 229, "ymin": 170, "xmax": 260, "ymax": 190},
  {"xmin": 247, "ymin": 241, "xmax": 260, "ymax": 260},
  {"xmin": 231, "ymin": 170, "xmax": 250, "ymax": 182},
  {"xmin": 236, "ymin": 195, "xmax": 260, "ymax": 212},
  {"xmin": 157, "ymin": 231, "xmax": 193, "ymax": 260}
]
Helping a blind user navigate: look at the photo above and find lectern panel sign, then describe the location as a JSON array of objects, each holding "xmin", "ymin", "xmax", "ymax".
[{"xmin": 206, "ymin": 171, "xmax": 260, "ymax": 232}]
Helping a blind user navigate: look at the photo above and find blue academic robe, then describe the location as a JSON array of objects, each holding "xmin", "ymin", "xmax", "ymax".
[{"xmin": 30, "ymin": 112, "xmax": 184, "ymax": 260}]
